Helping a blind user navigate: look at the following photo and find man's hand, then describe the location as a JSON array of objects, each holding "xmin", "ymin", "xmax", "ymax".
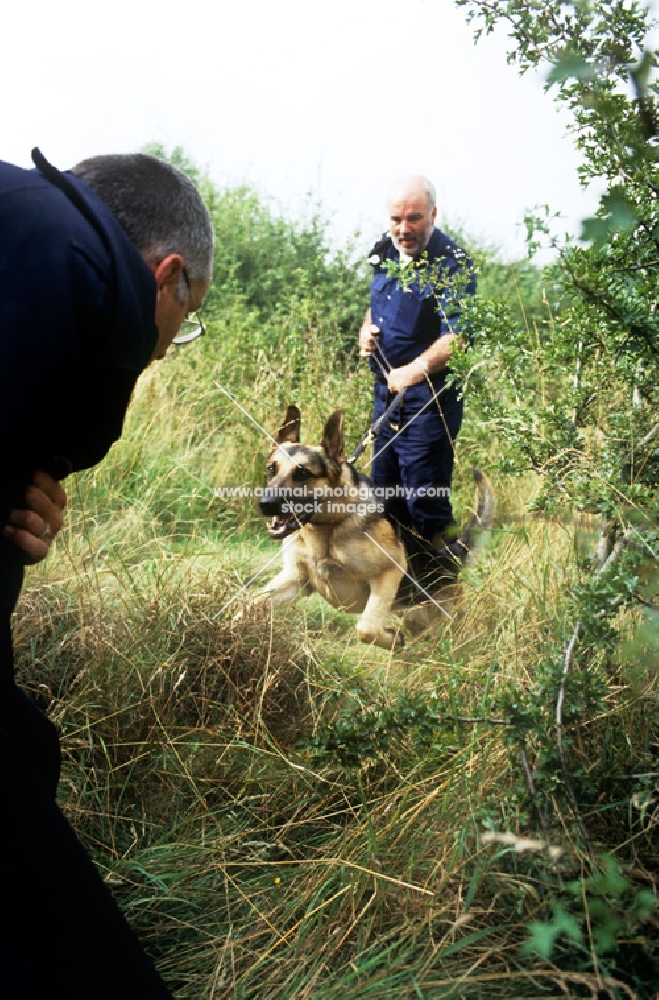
[
  {"xmin": 2, "ymin": 470, "xmax": 68, "ymax": 563},
  {"xmin": 387, "ymin": 362, "xmax": 426, "ymax": 393},
  {"xmin": 359, "ymin": 322, "xmax": 381, "ymax": 357},
  {"xmin": 387, "ymin": 335, "xmax": 457, "ymax": 391}
]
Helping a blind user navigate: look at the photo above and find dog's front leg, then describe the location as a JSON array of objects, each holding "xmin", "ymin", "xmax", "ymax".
[
  {"xmin": 233, "ymin": 569, "xmax": 306, "ymax": 627},
  {"xmin": 258, "ymin": 535, "xmax": 310, "ymax": 608},
  {"xmin": 356, "ymin": 565, "xmax": 405, "ymax": 650},
  {"xmin": 257, "ymin": 567, "xmax": 309, "ymax": 608},
  {"xmin": 233, "ymin": 539, "xmax": 309, "ymax": 625}
]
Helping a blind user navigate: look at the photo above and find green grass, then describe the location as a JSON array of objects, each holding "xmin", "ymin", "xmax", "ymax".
[{"xmin": 14, "ymin": 327, "xmax": 658, "ymax": 999}]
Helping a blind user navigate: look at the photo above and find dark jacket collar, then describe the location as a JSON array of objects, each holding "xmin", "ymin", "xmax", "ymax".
[{"xmin": 31, "ymin": 148, "xmax": 157, "ymax": 372}]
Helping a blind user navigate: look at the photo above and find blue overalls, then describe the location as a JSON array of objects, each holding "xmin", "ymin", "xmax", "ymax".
[{"xmin": 368, "ymin": 228, "xmax": 475, "ymax": 540}]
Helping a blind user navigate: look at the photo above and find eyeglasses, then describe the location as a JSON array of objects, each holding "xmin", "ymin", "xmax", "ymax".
[{"xmin": 173, "ymin": 266, "xmax": 207, "ymax": 346}]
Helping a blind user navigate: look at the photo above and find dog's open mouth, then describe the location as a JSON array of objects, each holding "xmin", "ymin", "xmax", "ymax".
[
  {"xmin": 265, "ymin": 506, "xmax": 316, "ymax": 540},
  {"xmin": 267, "ymin": 512, "xmax": 298, "ymax": 540}
]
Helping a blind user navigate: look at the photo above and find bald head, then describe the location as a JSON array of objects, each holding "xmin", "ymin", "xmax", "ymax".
[
  {"xmin": 388, "ymin": 175, "xmax": 436, "ymax": 212},
  {"xmin": 387, "ymin": 175, "xmax": 437, "ymax": 257}
]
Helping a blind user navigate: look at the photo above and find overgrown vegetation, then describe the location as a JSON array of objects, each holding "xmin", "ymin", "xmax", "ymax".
[{"xmin": 13, "ymin": 3, "xmax": 658, "ymax": 995}]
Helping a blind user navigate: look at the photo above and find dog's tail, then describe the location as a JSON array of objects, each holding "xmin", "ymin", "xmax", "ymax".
[{"xmin": 446, "ymin": 469, "xmax": 496, "ymax": 564}]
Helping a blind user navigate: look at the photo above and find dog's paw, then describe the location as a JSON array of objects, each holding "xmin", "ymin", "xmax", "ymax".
[
  {"xmin": 357, "ymin": 626, "xmax": 405, "ymax": 651},
  {"xmin": 382, "ymin": 627, "xmax": 405, "ymax": 651}
]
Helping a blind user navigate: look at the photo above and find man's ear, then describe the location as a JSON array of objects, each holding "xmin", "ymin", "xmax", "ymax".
[{"xmin": 150, "ymin": 254, "xmax": 184, "ymax": 290}]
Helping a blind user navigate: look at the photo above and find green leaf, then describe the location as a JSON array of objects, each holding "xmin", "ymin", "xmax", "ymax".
[
  {"xmin": 521, "ymin": 903, "xmax": 583, "ymax": 959},
  {"xmin": 581, "ymin": 189, "xmax": 639, "ymax": 246},
  {"xmin": 547, "ymin": 52, "xmax": 595, "ymax": 85}
]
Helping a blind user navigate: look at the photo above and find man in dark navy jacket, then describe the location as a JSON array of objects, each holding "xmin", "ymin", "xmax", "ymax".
[
  {"xmin": 0, "ymin": 149, "xmax": 213, "ymax": 998},
  {"xmin": 359, "ymin": 174, "xmax": 475, "ymax": 544}
]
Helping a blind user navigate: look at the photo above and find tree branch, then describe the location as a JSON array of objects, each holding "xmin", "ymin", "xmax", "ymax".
[{"xmin": 555, "ymin": 533, "xmax": 630, "ymax": 861}]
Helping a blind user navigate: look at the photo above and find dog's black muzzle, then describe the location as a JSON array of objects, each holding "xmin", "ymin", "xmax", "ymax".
[{"xmin": 259, "ymin": 498, "xmax": 282, "ymax": 517}]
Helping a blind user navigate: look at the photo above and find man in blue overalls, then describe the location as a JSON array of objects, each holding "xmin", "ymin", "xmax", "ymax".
[{"xmin": 359, "ymin": 175, "xmax": 475, "ymax": 546}]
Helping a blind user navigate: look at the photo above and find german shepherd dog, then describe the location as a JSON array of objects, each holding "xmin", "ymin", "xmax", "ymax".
[{"xmin": 247, "ymin": 405, "xmax": 495, "ymax": 650}]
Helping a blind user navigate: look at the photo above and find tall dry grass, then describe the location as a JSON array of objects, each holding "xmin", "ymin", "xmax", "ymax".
[{"xmin": 13, "ymin": 311, "xmax": 657, "ymax": 998}]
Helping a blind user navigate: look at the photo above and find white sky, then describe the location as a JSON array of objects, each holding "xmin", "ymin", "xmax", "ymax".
[{"xmin": 3, "ymin": 0, "xmax": 653, "ymax": 261}]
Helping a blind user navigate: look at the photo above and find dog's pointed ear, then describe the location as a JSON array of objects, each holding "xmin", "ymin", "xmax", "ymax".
[
  {"xmin": 276, "ymin": 405, "xmax": 301, "ymax": 444},
  {"xmin": 321, "ymin": 410, "xmax": 344, "ymax": 467}
]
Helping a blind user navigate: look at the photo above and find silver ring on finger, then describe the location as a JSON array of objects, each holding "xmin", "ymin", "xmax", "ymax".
[{"xmin": 40, "ymin": 523, "xmax": 52, "ymax": 540}]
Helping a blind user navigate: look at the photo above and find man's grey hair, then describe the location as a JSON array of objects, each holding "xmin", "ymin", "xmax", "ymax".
[
  {"xmin": 71, "ymin": 153, "xmax": 214, "ymax": 284},
  {"xmin": 421, "ymin": 177, "xmax": 437, "ymax": 211},
  {"xmin": 387, "ymin": 174, "xmax": 437, "ymax": 212}
]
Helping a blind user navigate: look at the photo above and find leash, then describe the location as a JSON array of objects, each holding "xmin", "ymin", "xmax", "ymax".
[
  {"xmin": 347, "ymin": 330, "xmax": 449, "ymax": 467},
  {"xmin": 346, "ymin": 387, "xmax": 406, "ymax": 466}
]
